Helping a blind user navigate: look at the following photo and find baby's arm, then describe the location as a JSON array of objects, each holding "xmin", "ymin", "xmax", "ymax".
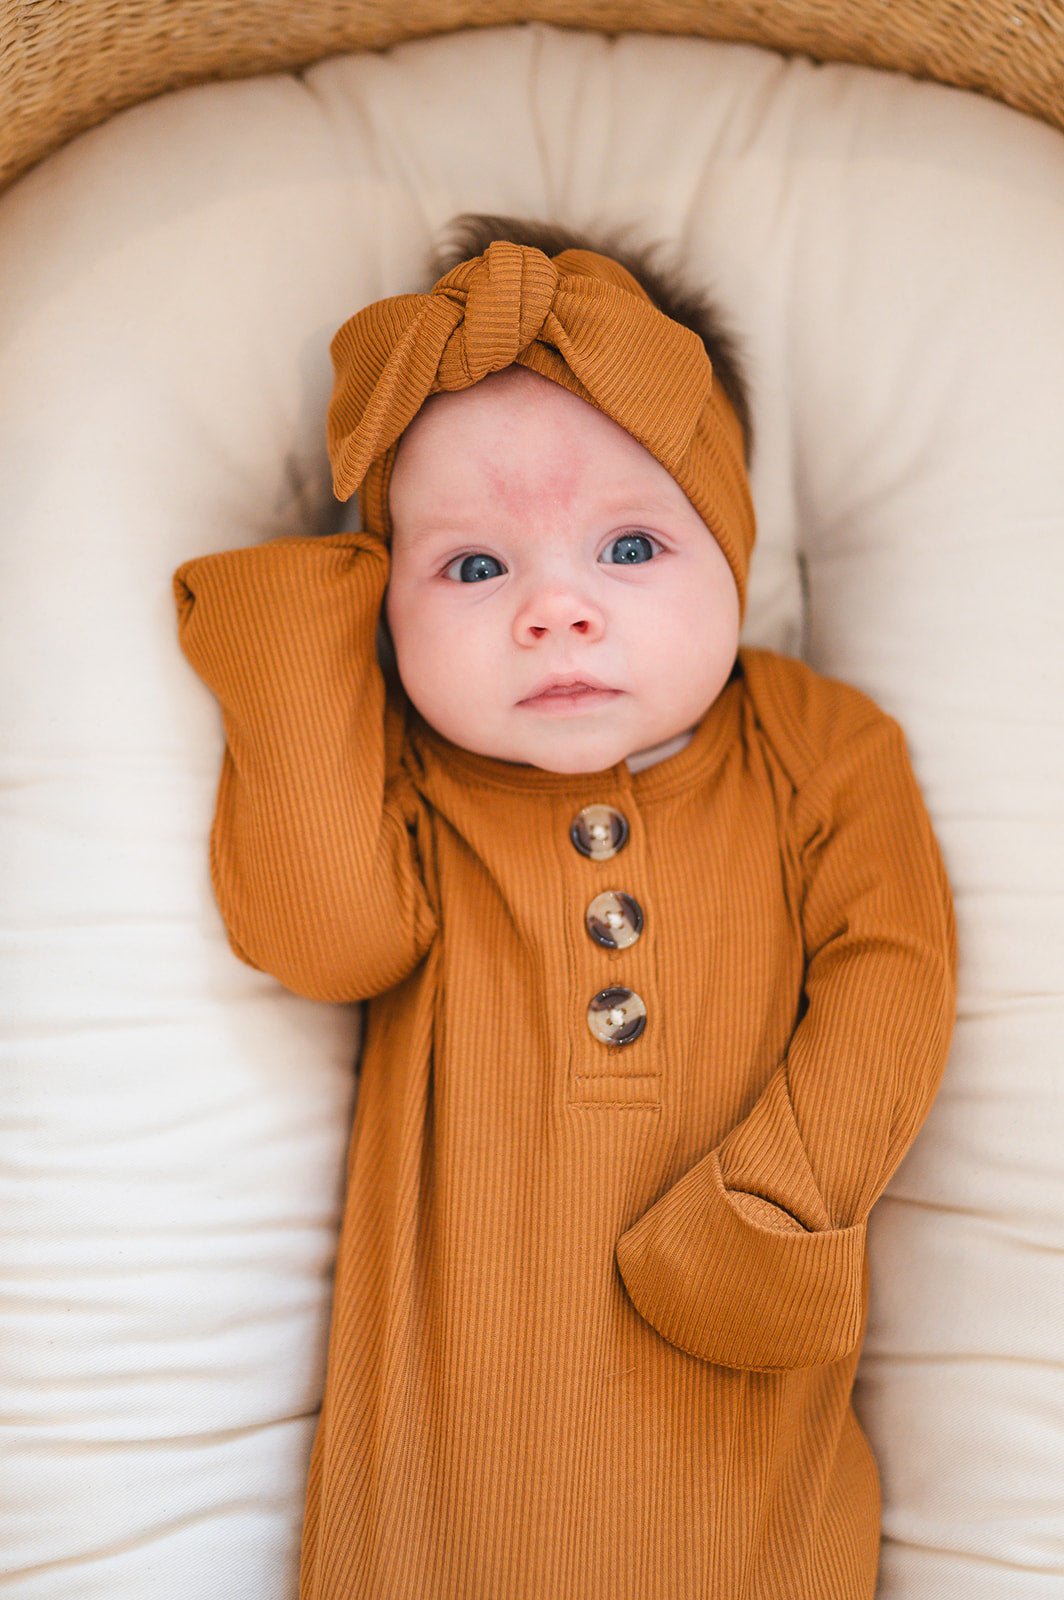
[
  {"xmin": 615, "ymin": 711, "xmax": 957, "ymax": 1371},
  {"xmin": 172, "ymin": 531, "xmax": 437, "ymax": 1002}
]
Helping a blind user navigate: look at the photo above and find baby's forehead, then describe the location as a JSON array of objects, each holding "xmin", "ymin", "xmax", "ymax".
[
  {"xmin": 385, "ymin": 366, "xmax": 726, "ymax": 558},
  {"xmin": 394, "ymin": 367, "xmax": 678, "ymax": 505},
  {"xmin": 408, "ymin": 364, "xmax": 606, "ymax": 438},
  {"xmin": 387, "ymin": 383, "xmax": 713, "ymax": 557}
]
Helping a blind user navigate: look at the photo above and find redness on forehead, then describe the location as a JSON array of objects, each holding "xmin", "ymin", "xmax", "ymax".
[
  {"xmin": 391, "ymin": 370, "xmax": 689, "ymax": 544},
  {"xmin": 479, "ymin": 452, "xmax": 583, "ymax": 519}
]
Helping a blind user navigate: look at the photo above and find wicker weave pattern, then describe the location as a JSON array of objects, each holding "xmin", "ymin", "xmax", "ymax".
[{"xmin": 1, "ymin": 0, "xmax": 1061, "ymax": 198}]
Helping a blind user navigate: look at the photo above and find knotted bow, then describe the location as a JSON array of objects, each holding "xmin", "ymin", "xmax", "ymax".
[{"xmin": 325, "ymin": 239, "xmax": 755, "ymax": 620}]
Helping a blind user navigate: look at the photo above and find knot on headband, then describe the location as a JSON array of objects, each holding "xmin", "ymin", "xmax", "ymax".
[
  {"xmin": 325, "ymin": 238, "xmax": 756, "ymax": 621},
  {"xmin": 438, "ymin": 240, "xmax": 559, "ymax": 384}
]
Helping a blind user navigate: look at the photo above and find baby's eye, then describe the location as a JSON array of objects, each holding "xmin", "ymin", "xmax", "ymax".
[
  {"xmin": 442, "ymin": 553, "xmax": 506, "ymax": 583},
  {"xmin": 600, "ymin": 532, "xmax": 660, "ymax": 565}
]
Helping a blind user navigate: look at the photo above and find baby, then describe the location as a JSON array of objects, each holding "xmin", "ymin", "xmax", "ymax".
[{"xmin": 173, "ymin": 214, "xmax": 958, "ymax": 1600}]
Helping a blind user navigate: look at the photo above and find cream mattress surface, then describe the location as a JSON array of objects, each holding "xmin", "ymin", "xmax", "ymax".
[{"xmin": 1, "ymin": 21, "xmax": 1062, "ymax": 1599}]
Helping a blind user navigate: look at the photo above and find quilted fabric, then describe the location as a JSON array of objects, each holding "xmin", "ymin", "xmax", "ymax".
[{"xmin": 1, "ymin": 21, "xmax": 1061, "ymax": 1600}]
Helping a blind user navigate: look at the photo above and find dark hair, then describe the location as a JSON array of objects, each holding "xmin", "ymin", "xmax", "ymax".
[{"xmin": 427, "ymin": 211, "xmax": 754, "ymax": 466}]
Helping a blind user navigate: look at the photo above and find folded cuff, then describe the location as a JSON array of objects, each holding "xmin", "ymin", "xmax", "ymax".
[{"xmin": 615, "ymin": 1147, "xmax": 867, "ymax": 1371}]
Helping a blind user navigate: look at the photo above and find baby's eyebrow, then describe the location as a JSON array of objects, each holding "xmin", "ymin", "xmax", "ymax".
[
  {"xmin": 596, "ymin": 497, "xmax": 681, "ymax": 520},
  {"xmin": 395, "ymin": 516, "xmax": 486, "ymax": 548},
  {"xmin": 395, "ymin": 499, "xmax": 682, "ymax": 552}
]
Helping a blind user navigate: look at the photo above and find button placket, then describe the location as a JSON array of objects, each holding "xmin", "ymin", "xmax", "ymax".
[{"xmin": 570, "ymin": 803, "xmax": 647, "ymax": 1051}]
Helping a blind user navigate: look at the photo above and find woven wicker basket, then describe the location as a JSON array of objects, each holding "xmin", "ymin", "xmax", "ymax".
[{"xmin": 2, "ymin": 0, "xmax": 1061, "ymax": 198}]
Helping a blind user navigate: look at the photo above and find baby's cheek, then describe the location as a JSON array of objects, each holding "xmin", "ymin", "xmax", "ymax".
[{"xmin": 385, "ymin": 608, "xmax": 457, "ymax": 715}]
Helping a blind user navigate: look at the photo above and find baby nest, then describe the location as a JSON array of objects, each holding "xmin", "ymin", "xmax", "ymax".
[{"xmin": 2, "ymin": 5, "xmax": 1062, "ymax": 1599}]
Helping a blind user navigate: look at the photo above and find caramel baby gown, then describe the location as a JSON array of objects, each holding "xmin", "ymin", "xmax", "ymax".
[{"xmin": 173, "ymin": 528, "xmax": 957, "ymax": 1600}]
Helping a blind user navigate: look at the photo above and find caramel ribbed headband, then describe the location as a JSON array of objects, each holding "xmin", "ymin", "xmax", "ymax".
[{"xmin": 326, "ymin": 239, "xmax": 756, "ymax": 620}]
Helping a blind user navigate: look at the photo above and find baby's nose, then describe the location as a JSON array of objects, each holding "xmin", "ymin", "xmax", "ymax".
[
  {"xmin": 514, "ymin": 585, "xmax": 605, "ymax": 642},
  {"xmin": 528, "ymin": 618, "xmax": 590, "ymax": 638}
]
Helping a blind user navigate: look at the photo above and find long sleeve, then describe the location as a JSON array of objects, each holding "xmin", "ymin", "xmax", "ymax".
[
  {"xmin": 172, "ymin": 530, "xmax": 437, "ymax": 1002},
  {"xmin": 615, "ymin": 711, "xmax": 958, "ymax": 1371}
]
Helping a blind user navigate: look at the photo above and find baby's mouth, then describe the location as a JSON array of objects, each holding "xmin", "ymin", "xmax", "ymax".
[
  {"xmin": 520, "ymin": 673, "xmax": 619, "ymax": 703},
  {"xmin": 519, "ymin": 681, "xmax": 622, "ymax": 708}
]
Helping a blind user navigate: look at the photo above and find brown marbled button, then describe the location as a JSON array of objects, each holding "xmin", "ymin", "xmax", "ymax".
[
  {"xmin": 585, "ymin": 891, "xmax": 644, "ymax": 950},
  {"xmin": 570, "ymin": 804, "xmax": 628, "ymax": 861},
  {"xmin": 586, "ymin": 987, "xmax": 647, "ymax": 1046}
]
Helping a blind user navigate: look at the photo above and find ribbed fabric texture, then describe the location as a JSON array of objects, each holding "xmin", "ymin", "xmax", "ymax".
[{"xmin": 172, "ymin": 530, "xmax": 958, "ymax": 1600}]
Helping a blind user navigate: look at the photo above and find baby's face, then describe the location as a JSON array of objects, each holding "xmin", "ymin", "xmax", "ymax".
[{"xmin": 384, "ymin": 367, "xmax": 740, "ymax": 775}]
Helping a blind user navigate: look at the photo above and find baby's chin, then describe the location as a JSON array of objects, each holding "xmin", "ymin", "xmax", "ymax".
[
  {"xmin": 407, "ymin": 695, "xmax": 653, "ymax": 773},
  {"xmin": 481, "ymin": 729, "xmax": 636, "ymax": 775},
  {"xmin": 415, "ymin": 719, "xmax": 621, "ymax": 773},
  {"xmin": 521, "ymin": 754, "xmax": 625, "ymax": 774}
]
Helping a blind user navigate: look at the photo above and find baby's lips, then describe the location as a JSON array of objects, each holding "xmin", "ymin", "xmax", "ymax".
[{"xmin": 519, "ymin": 673, "xmax": 620, "ymax": 701}]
